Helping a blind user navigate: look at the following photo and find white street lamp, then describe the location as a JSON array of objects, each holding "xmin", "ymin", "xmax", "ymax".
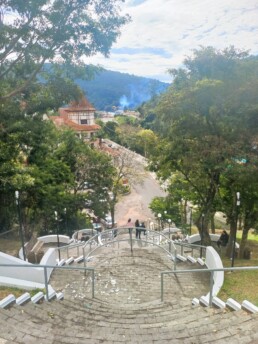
[
  {"xmin": 54, "ymin": 211, "xmax": 61, "ymax": 261},
  {"xmin": 168, "ymin": 218, "xmax": 172, "ymax": 238},
  {"xmin": 232, "ymin": 192, "xmax": 240, "ymax": 267},
  {"xmin": 158, "ymin": 213, "xmax": 162, "ymax": 232},
  {"xmin": 15, "ymin": 191, "xmax": 26, "ymax": 261}
]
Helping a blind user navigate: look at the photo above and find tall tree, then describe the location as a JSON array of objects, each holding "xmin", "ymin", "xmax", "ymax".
[
  {"xmin": 151, "ymin": 47, "xmax": 258, "ymax": 245},
  {"xmin": 0, "ymin": 0, "xmax": 129, "ymax": 99}
]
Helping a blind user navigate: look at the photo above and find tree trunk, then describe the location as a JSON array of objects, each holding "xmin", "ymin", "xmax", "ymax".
[
  {"xmin": 226, "ymin": 221, "xmax": 235, "ymax": 258},
  {"xmin": 210, "ymin": 212, "xmax": 215, "ymax": 234},
  {"xmin": 239, "ymin": 226, "xmax": 249, "ymax": 259},
  {"xmin": 196, "ymin": 214, "xmax": 211, "ymax": 246}
]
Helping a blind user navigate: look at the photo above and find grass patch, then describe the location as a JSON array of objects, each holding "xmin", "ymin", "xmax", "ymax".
[
  {"xmin": 0, "ymin": 286, "xmax": 25, "ymax": 299},
  {"xmin": 218, "ymin": 269, "xmax": 258, "ymax": 305},
  {"xmin": 217, "ymin": 235, "xmax": 258, "ymax": 306},
  {"xmin": 0, "ymin": 286, "xmax": 44, "ymax": 300}
]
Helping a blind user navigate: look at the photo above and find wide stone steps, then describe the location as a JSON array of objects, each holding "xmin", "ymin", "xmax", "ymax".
[
  {"xmin": 50, "ymin": 246, "xmax": 210, "ymax": 307},
  {"xmin": 1, "ymin": 244, "xmax": 258, "ymax": 343},
  {"xmin": 0, "ymin": 298, "xmax": 257, "ymax": 344}
]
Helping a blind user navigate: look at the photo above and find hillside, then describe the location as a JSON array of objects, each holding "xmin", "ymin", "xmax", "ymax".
[{"xmin": 76, "ymin": 69, "xmax": 170, "ymax": 111}]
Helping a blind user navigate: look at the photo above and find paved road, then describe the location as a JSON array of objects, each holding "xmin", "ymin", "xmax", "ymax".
[{"xmin": 108, "ymin": 142, "xmax": 166, "ymax": 227}]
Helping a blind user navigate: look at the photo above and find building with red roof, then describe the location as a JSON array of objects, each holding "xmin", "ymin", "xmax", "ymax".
[{"xmin": 50, "ymin": 96, "xmax": 100, "ymax": 140}]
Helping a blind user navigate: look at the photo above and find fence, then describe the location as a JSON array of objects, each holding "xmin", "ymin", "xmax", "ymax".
[
  {"xmin": 161, "ymin": 265, "xmax": 258, "ymax": 305},
  {"xmin": 0, "ymin": 263, "xmax": 95, "ymax": 301}
]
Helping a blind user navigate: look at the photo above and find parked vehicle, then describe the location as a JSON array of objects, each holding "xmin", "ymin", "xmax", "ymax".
[
  {"xmin": 101, "ymin": 215, "xmax": 117, "ymax": 229},
  {"xmin": 92, "ymin": 222, "xmax": 102, "ymax": 232}
]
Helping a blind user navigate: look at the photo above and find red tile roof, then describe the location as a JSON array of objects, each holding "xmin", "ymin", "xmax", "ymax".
[
  {"xmin": 51, "ymin": 115, "xmax": 100, "ymax": 131},
  {"xmin": 49, "ymin": 96, "xmax": 100, "ymax": 132}
]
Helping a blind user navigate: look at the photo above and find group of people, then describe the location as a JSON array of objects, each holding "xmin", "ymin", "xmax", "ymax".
[{"xmin": 126, "ymin": 218, "xmax": 146, "ymax": 239}]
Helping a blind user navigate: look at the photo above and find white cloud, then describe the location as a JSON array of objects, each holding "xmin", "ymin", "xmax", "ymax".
[{"xmin": 84, "ymin": 0, "xmax": 258, "ymax": 81}]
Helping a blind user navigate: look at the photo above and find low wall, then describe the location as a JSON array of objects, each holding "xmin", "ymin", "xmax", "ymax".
[
  {"xmin": 0, "ymin": 247, "xmax": 57, "ymax": 287},
  {"xmin": 38, "ymin": 235, "xmax": 71, "ymax": 244},
  {"xmin": 188, "ymin": 233, "xmax": 239, "ymax": 248},
  {"xmin": 205, "ymin": 246, "xmax": 224, "ymax": 297},
  {"xmin": 188, "ymin": 233, "xmax": 220, "ymax": 244}
]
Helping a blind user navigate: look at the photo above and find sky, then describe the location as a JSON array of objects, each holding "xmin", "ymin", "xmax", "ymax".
[{"xmin": 85, "ymin": 0, "xmax": 258, "ymax": 82}]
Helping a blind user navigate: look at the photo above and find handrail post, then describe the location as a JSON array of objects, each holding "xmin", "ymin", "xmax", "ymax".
[
  {"xmin": 44, "ymin": 266, "xmax": 49, "ymax": 301},
  {"xmin": 161, "ymin": 272, "xmax": 164, "ymax": 302},
  {"xmin": 130, "ymin": 228, "xmax": 133, "ymax": 253},
  {"xmin": 83, "ymin": 246, "xmax": 87, "ymax": 276},
  {"xmin": 169, "ymin": 241, "xmax": 171, "ymax": 253},
  {"xmin": 209, "ymin": 271, "xmax": 214, "ymax": 307},
  {"xmin": 174, "ymin": 248, "xmax": 177, "ymax": 271},
  {"xmin": 181, "ymin": 244, "xmax": 183, "ymax": 255},
  {"xmin": 92, "ymin": 269, "xmax": 95, "ymax": 298},
  {"xmin": 66, "ymin": 246, "xmax": 69, "ymax": 259}
]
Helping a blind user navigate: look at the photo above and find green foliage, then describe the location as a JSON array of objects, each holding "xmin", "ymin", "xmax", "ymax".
[
  {"xmin": 0, "ymin": 0, "xmax": 130, "ymax": 100},
  {"xmin": 150, "ymin": 46, "xmax": 258, "ymax": 246},
  {"xmin": 149, "ymin": 196, "xmax": 181, "ymax": 226},
  {"xmin": 0, "ymin": 0, "xmax": 129, "ymax": 234}
]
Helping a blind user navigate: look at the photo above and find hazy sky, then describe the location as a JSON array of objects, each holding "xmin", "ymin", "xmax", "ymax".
[{"xmin": 86, "ymin": 0, "xmax": 258, "ymax": 82}]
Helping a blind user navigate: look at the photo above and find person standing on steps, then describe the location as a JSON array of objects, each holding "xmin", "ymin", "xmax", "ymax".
[
  {"xmin": 140, "ymin": 221, "xmax": 146, "ymax": 236},
  {"xmin": 127, "ymin": 218, "xmax": 133, "ymax": 235},
  {"xmin": 135, "ymin": 219, "xmax": 140, "ymax": 239}
]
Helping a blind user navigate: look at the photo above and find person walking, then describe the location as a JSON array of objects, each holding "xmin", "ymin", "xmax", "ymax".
[
  {"xmin": 135, "ymin": 219, "xmax": 140, "ymax": 239},
  {"xmin": 127, "ymin": 218, "xmax": 133, "ymax": 234}
]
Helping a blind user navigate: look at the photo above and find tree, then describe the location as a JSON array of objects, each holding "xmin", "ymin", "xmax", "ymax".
[
  {"xmin": 0, "ymin": 0, "xmax": 130, "ymax": 99},
  {"xmin": 107, "ymin": 147, "xmax": 144, "ymax": 227},
  {"xmin": 136, "ymin": 129, "xmax": 158, "ymax": 158},
  {"xmin": 0, "ymin": 1, "xmax": 130, "ymax": 238},
  {"xmin": 151, "ymin": 46, "xmax": 258, "ymax": 246}
]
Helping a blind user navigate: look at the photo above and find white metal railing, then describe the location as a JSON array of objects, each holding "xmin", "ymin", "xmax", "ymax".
[
  {"xmin": 0, "ymin": 263, "xmax": 95, "ymax": 300},
  {"xmin": 161, "ymin": 265, "xmax": 258, "ymax": 306}
]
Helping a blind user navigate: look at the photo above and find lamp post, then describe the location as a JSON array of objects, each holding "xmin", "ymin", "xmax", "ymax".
[
  {"xmin": 15, "ymin": 191, "xmax": 26, "ymax": 261},
  {"xmin": 231, "ymin": 192, "xmax": 240, "ymax": 268},
  {"xmin": 189, "ymin": 207, "xmax": 192, "ymax": 236},
  {"xmin": 168, "ymin": 219, "xmax": 171, "ymax": 238},
  {"xmin": 164, "ymin": 210, "xmax": 167, "ymax": 230},
  {"xmin": 54, "ymin": 211, "xmax": 61, "ymax": 261},
  {"xmin": 200, "ymin": 213, "xmax": 204, "ymax": 258},
  {"xmin": 158, "ymin": 213, "xmax": 162, "ymax": 232},
  {"xmin": 64, "ymin": 208, "xmax": 68, "ymax": 236}
]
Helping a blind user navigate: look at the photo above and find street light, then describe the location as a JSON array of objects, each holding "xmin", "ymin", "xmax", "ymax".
[
  {"xmin": 15, "ymin": 191, "xmax": 26, "ymax": 261},
  {"xmin": 54, "ymin": 211, "xmax": 61, "ymax": 261},
  {"xmin": 231, "ymin": 192, "xmax": 240, "ymax": 268},
  {"xmin": 168, "ymin": 219, "xmax": 172, "ymax": 238},
  {"xmin": 158, "ymin": 213, "xmax": 162, "ymax": 232},
  {"xmin": 189, "ymin": 207, "xmax": 192, "ymax": 236},
  {"xmin": 200, "ymin": 213, "xmax": 204, "ymax": 258},
  {"xmin": 64, "ymin": 208, "xmax": 68, "ymax": 236}
]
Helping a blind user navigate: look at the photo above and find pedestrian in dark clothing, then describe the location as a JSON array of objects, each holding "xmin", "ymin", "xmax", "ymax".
[
  {"xmin": 217, "ymin": 230, "xmax": 229, "ymax": 248},
  {"xmin": 135, "ymin": 219, "xmax": 140, "ymax": 239},
  {"xmin": 140, "ymin": 222, "xmax": 146, "ymax": 235}
]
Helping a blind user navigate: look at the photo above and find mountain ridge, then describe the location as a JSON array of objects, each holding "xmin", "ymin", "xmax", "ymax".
[{"xmin": 76, "ymin": 69, "xmax": 170, "ymax": 111}]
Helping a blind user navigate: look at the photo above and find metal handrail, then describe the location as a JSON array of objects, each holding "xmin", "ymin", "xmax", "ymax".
[
  {"xmin": 0, "ymin": 263, "xmax": 95, "ymax": 301},
  {"xmin": 56, "ymin": 241, "xmax": 85, "ymax": 259},
  {"xmin": 173, "ymin": 241, "xmax": 207, "ymax": 258},
  {"xmin": 160, "ymin": 265, "xmax": 258, "ymax": 305},
  {"xmin": 81, "ymin": 227, "xmax": 178, "ymax": 270}
]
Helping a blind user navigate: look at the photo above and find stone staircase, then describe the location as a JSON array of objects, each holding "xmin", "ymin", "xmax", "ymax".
[{"xmin": 0, "ymin": 244, "xmax": 258, "ymax": 343}]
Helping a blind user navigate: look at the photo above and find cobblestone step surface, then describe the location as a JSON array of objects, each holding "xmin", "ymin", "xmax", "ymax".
[{"xmin": 0, "ymin": 244, "xmax": 258, "ymax": 343}]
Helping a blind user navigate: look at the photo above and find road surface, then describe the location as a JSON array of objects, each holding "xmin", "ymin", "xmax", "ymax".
[{"xmin": 106, "ymin": 140, "xmax": 166, "ymax": 227}]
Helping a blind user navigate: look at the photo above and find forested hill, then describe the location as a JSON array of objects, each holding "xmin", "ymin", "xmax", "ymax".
[{"xmin": 76, "ymin": 69, "xmax": 170, "ymax": 111}]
